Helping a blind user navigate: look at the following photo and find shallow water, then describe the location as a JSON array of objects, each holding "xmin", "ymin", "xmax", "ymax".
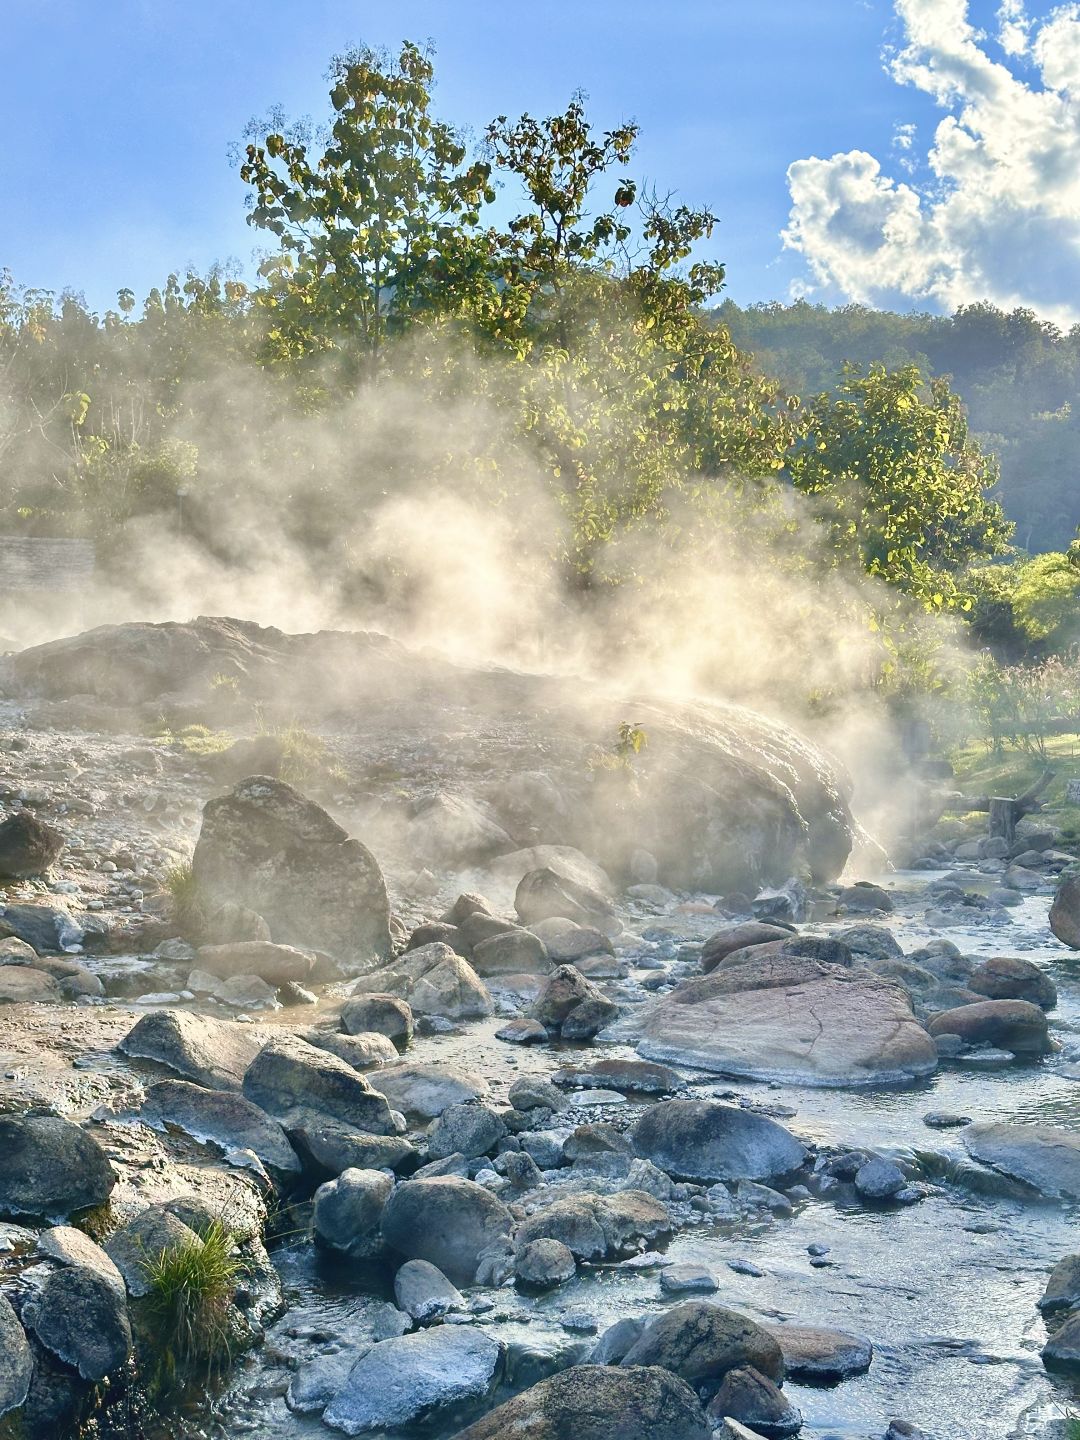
[{"xmin": 201, "ymin": 874, "xmax": 1080, "ymax": 1440}]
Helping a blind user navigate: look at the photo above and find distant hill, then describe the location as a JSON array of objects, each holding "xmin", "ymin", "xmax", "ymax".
[{"xmin": 717, "ymin": 299, "xmax": 1080, "ymax": 554}]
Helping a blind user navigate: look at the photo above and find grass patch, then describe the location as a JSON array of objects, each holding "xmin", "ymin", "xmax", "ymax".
[
  {"xmin": 139, "ymin": 1219, "xmax": 241, "ymax": 1390},
  {"xmin": 162, "ymin": 858, "xmax": 206, "ymax": 937},
  {"xmin": 948, "ymin": 733, "xmax": 1080, "ymax": 842},
  {"xmin": 256, "ymin": 718, "xmax": 347, "ymax": 790}
]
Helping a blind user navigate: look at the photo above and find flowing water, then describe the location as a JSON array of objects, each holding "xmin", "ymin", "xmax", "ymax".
[{"xmin": 198, "ymin": 873, "xmax": 1080, "ymax": 1440}]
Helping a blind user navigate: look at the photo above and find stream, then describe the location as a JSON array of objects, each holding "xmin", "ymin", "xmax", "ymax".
[{"xmin": 182, "ymin": 871, "xmax": 1080, "ymax": 1440}]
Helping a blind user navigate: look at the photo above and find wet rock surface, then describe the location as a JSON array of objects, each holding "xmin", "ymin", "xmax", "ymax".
[{"xmin": 1, "ymin": 628, "xmax": 1080, "ymax": 1438}]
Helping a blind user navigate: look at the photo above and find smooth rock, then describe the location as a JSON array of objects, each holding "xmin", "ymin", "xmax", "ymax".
[
  {"xmin": 764, "ymin": 1324, "xmax": 872, "ymax": 1383},
  {"xmin": 26, "ymin": 1265, "xmax": 131, "ymax": 1380},
  {"xmin": 621, "ymin": 1301, "xmax": 784, "ymax": 1389},
  {"xmin": 427, "ymin": 1104, "xmax": 507, "ymax": 1160},
  {"xmin": 196, "ymin": 940, "xmax": 315, "ymax": 984},
  {"xmin": 242, "ymin": 1033, "xmax": 396, "ymax": 1133},
  {"xmin": 514, "ymin": 1238, "xmax": 577, "ymax": 1290},
  {"xmin": 927, "ymin": 999, "xmax": 1051, "ymax": 1056},
  {"xmin": 964, "ymin": 1123, "xmax": 1080, "ymax": 1199},
  {"xmin": 0, "ymin": 1114, "xmax": 115, "ymax": 1219},
  {"xmin": 706, "ymin": 1365, "xmax": 801, "ymax": 1438},
  {"xmin": 448, "ymin": 1364, "xmax": 712, "ymax": 1440},
  {"xmin": 369, "ymin": 1063, "xmax": 487, "ymax": 1119},
  {"xmin": 0, "ymin": 810, "xmax": 64, "ymax": 878},
  {"xmin": 630, "ymin": 1100, "xmax": 806, "ymax": 1183},
  {"xmin": 313, "ymin": 1168, "xmax": 393, "ymax": 1254},
  {"xmin": 380, "ymin": 1177, "xmax": 515, "ymax": 1285},
  {"xmin": 341, "ymin": 992, "xmax": 414, "ymax": 1043},
  {"xmin": 354, "ymin": 943, "xmax": 492, "ymax": 1021},
  {"xmin": 394, "ymin": 1258, "xmax": 464, "ymax": 1320},
  {"xmin": 0, "ymin": 1292, "xmax": 32, "ymax": 1417},
  {"xmin": 323, "ymin": 1325, "xmax": 502, "ymax": 1435},
  {"xmin": 119, "ymin": 1009, "xmax": 264, "ymax": 1090}
]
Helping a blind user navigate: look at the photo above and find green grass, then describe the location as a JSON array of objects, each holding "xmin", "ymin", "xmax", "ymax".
[
  {"xmin": 139, "ymin": 1219, "xmax": 241, "ymax": 1389},
  {"xmin": 162, "ymin": 858, "xmax": 206, "ymax": 937},
  {"xmin": 256, "ymin": 719, "xmax": 347, "ymax": 790},
  {"xmin": 948, "ymin": 733, "xmax": 1080, "ymax": 843}
]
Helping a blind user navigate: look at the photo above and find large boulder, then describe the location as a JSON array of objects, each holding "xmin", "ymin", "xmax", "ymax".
[
  {"xmin": 0, "ymin": 810, "xmax": 64, "ymax": 878},
  {"xmin": 0, "ymin": 1292, "xmax": 32, "ymax": 1418},
  {"xmin": 380, "ymin": 1177, "xmax": 515, "ymax": 1284},
  {"xmin": 11, "ymin": 618, "xmax": 856, "ymax": 893},
  {"xmin": 963, "ymin": 1123, "xmax": 1080, "ymax": 1199},
  {"xmin": 636, "ymin": 954, "xmax": 937, "ymax": 1086},
  {"xmin": 449, "ymin": 1364, "xmax": 712, "ymax": 1440},
  {"xmin": 242, "ymin": 1034, "xmax": 397, "ymax": 1134},
  {"xmin": 0, "ymin": 1114, "xmax": 115, "ymax": 1219},
  {"xmin": 531, "ymin": 965, "xmax": 619, "ymax": 1036},
  {"xmin": 140, "ymin": 1079, "xmax": 301, "ymax": 1182},
  {"xmin": 630, "ymin": 1101, "xmax": 806, "ymax": 1183},
  {"xmin": 353, "ymin": 943, "xmax": 492, "ymax": 1021},
  {"xmin": 1050, "ymin": 873, "xmax": 1080, "ymax": 948},
  {"xmin": 323, "ymin": 1326, "xmax": 502, "ymax": 1436},
  {"xmin": 621, "ymin": 1302, "xmax": 784, "ymax": 1390},
  {"xmin": 0, "ymin": 967, "xmax": 61, "ymax": 1003},
  {"xmin": 119, "ymin": 1010, "xmax": 265, "ymax": 1090},
  {"xmin": 341, "ymin": 992, "xmax": 414, "ymax": 1043},
  {"xmin": 968, "ymin": 956, "xmax": 1057, "ymax": 1009},
  {"xmin": 927, "ymin": 999, "xmax": 1051, "ymax": 1055},
  {"xmin": 0, "ymin": 903, "xmax": 83, "ymax": 953},
  {"xmin": 191, "ymin": 776, "xmax": 390, "ymax": 963}
]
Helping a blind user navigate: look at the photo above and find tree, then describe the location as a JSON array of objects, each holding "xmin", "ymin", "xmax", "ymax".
[
  {"xmin": 239, "ymin": 41, "xmax": 495, "ymax": 367},
  {"xmin": 788, "ymin": 364, "xmax": 1013, "ymax": 610}
]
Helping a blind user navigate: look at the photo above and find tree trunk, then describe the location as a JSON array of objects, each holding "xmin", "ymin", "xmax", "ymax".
[{"xmin": 988, "ymin": 796, "xmax": 1017, "ymax": 846}]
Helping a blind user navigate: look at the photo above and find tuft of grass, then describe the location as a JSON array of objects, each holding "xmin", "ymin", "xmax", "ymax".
[
  {"xmin": 258, "ymin": 719, "xmax": 347, "ymax": 790},
  {"xmin": 139, "ymin": 1219, "xmax": 241, "ymax": 1389},
  {"xmin": 162, "ymin": 858, "xmax": 206, "ymax": 938}
]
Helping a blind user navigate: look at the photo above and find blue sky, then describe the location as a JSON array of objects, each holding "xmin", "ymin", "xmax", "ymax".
[{"xmin": 4, "ymin": 1, "xmax": 1074, "ymax": 319}]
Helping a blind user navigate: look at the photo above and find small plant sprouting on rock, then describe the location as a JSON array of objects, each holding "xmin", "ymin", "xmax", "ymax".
[
  {"xmin": 588, "ymin": 721, "xmax": 649, "ymax": 775},
  {"xmin": 139, "ymin": 1220, "xmax": 241, "ymax": 1390}
]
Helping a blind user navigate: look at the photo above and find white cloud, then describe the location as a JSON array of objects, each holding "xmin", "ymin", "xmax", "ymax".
[{"xmin": 783, "ymin": 0, "xmax": 1080, "ymax": 324}]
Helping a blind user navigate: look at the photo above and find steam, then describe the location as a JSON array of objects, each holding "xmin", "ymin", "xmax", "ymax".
[{"xmin": 0, "ymin": 327, "xmax": 960, "ymax": 858}]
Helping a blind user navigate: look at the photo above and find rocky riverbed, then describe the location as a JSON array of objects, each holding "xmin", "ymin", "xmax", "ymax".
[{"xmin": 0, "ymin": 619, "xmax": 1079, "ymax": 1440}]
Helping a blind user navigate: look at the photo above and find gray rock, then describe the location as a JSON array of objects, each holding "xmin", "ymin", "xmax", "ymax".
[
  {"xmin": 706, "ymin": 1365, "xmax": 801, "ymax": 1437},
  {"xmin": 530, "ymin": 965, "xmax": 619, "ymax": 1034},
  {"xmin": 472, "ymin": 929, "xmax": 550, "ymax": 977},
  {"xmin": 834, "ymin": 924, "xmax": 903, "ymax": 962},
  {"xmin": 289, "ymin": 1121, "xmax": 415, "ymax": 1176},
  {"xmin": 394, "ymin": 1258, "xmax": 464, "ymax": 1320},
  {"xmin": 1050, "ymin": 873, "xmax": 1080, "ymax": 948},
  {"xmin": 26, "ymin": 1265, "xmax": 131, "ymax": 1380},
  {"xmin": 0, "ymin": 1114, "xmax": 115, "ymax": 1220},
  {"xmin": 0, "ymin": 967, "xmax": 61, "ymax": 1003},
  {"xmin": 369, "ymin": 1063, "xmax": 487, "ymax": 1119},
  {"xmin": 0, "ymin": 903, "xmax": 83, "ymax": 953},
  {"xmin": 106, "ymin": 1206, "xmax": 203, "ymax": 1297},
  {"xmin": 514, "ymin": 1238, "xmax": 577, "ymax": 1289},
  {"xmin": 450, "ymin": 1363, "xmax": 712, "ymax": 1440},
  {"xmin": 1042, "ymin": 1309, "xmax": 1080, "ymax": 1369},
  {"xmin": 964, "ymin": 1122, "xmax": 1080, "ymax": 1199},
  {"xmin": 529, "ymin": 917, "xmax": 614, "ymax": 962},
  {"xmin": 119, "ymin": 1009, "xmax": 265, "ymax": 1090},
  {"xmin": 192, "ymin": 775, "xmax": 391, "ymax": 962},
  {"xmin": 515, "ymin": 867, "xmax": 617, "ymax": 930},
  {"xmin": 0, "ymin": 811, "xmax": 64, "ymax": 878},
  {"xmin": 968, "ymin": 956, "xmax": 1057, "ymax": 1009},
  {"xmin": 854, "ymin": 1156, "xmax": 906, "ymax": 1200},
  {"xmin": 701, "ymin": 922, "xmax": 793, "ymax": 974},
  {"xmin": 242, "ymin": 1033, "xmax": 396, "ymax": 1133},
  {"xmin": 142, "ymin": 1078, "xmax": 301, "ymax": 1181},
  {"xmin": 0, "ymin": 1292, "xmax": 31, "ymax": 1418},
  {"xmin": 508, "ymin": 1076, "xmax": 564, "ymax": 1112},
  {"xmin": 354, "ymin": 943, "xmax": 492, "ymax": 1021},
  {"xmin": 553, "ymin": 1058, "xmax": 682, "ymax": 1094},
  {"xmin": 428, "ymin": 1104, "xmax": 507, "ymax": 1160},
  {"xmin": 514, "ymin": 1191, "xmax": 670, "ymax": 1261},
  {"xmin": 323, "ymin": 1325, "xmax": 502, "ymax": 1435},
  {"xmin": 763, "ymin": 1323, "xmax": 872, "ymax": 1383},
  {"xmin": 313, "ymin": 1168, "xmax": 393, "ymax": 1254},
  {"xmin": 380, "ymin": 1177, "xmax": 515, "ymax": 1284},
  {"xmin": 837, "ymin": 881, "xmax": 893, "ymax": 913},
  {"xmin": 37, "ymin": 1227, "xmax": 125, "ymax": 1291},
  {"xmin": 621, "ymin": 1301, "xmax": 784, "ymax": 1389},
  {"xmin": 496, "ymin": 1017, "xmax": 548, "ymax": 1045},
  {"xmin": 1040, "ymin": 1253, "xmax": 1080, "ymax": 1314},
  {"xmin": 630, "ymin": 1100, "xmax": 806, "ymax": 1183},
  {"xmin": 661, "ymin": 1264, "xmax": 719, "ymax": 1295},
  {"xmin": 306, "ymin": 1028, "xmax": 398, "ymax": 1071},
  {"xmin": 341, "ymin": 993, "xmax": 414, "ymax": 1043}
]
